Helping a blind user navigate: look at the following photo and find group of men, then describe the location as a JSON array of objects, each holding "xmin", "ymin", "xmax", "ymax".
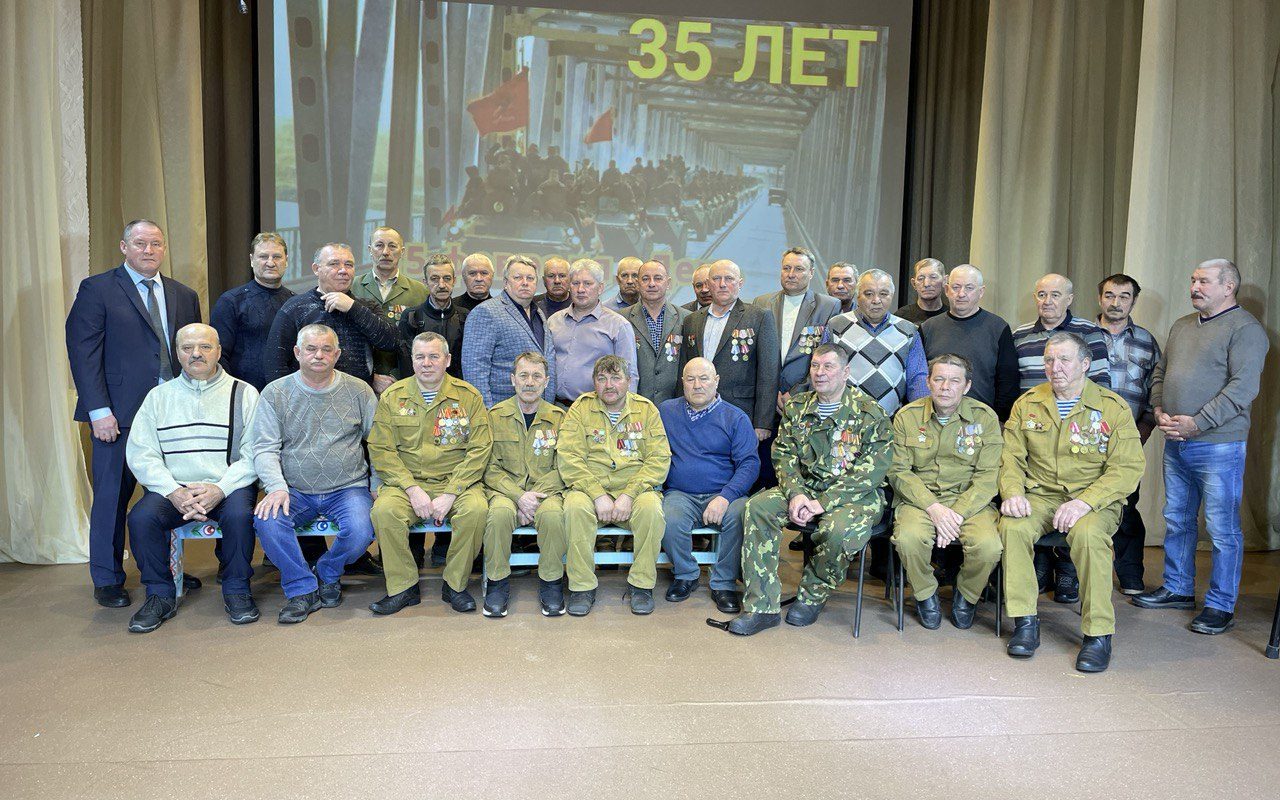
[{"xmin": 66, "ymin": 220, "xmax": 1268, "ymax": 674}]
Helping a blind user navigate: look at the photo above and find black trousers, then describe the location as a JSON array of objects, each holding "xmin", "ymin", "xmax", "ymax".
[
  {"xmin": 1113, "ymin": 487, "xmax": 1146, "ymax": 587},
  {"xmin": 127, "ymin": 487, "xmax": 257, "ymax": 598}
]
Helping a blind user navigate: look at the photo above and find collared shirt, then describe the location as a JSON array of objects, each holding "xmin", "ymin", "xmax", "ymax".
[
  {"xmin": 123, "ymin": 263, "xmax": 170, "ymax": 343},
  {"xmin": 609, "ymin": 294, "xmax": 634, "ymax": 311},
  {"xmin": 703, "ymin": 305, "xmax": 732, "ymax": 359},
  {"xmin": 642, "ymin": 304, "xmax": 665, "ymax": 352},
  {"xmin": 375, "ymin": 270, "xmax": 399, "ymax": 302},
  {"xmin": 547, "ymin": 302, "xmax": 639, "ymax": 401},
  {"xmin": 1096, "ymin": 317, "xmax": 1162, "ymax": 420},
  {"xmin": 685, "ymin": 394, "xmax": 722, "ymax": 422},
  {"xmin": 779, "ymin": 292, "xmax": 804, "ymax": 358}
]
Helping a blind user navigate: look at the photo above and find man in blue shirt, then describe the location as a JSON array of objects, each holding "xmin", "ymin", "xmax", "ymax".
[{"xmin": 658, "ymin": 358, "xmax": 759, "ymax": 613}]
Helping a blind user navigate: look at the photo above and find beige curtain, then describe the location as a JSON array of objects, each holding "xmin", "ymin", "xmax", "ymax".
[
  {"xmin": 0, "ymin": 0, "xmax": 92, "ymax": 563},
  {"xmin": 83, "ymin": 0, "xmax": 209, "ymax": 311},
  {"xmin": 970, "ymin": 0, "xmax": 1143, "ymax": 323},
  {"xmin": 1123, "ymin": 0, "xmax": 1280, "ymax": 549}
]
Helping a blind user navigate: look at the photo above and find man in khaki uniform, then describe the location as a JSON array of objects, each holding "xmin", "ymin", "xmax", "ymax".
[
  {"xmin": 1000, "ymin": 332, "xmax": 1144, "ymax": 673},
  {"xmin": 367, "ymin": 332, "xmax": 492, "ymax": 615},
  {"xmin": 352, "ymin": 226, "xmax": 428, "ymax": 391},
  {"xmin": 890, "ymin": 354, "xmax": 1002, "ymax": 631},
  {"xmin": 558, "ymin": 355, "xmax": 671, "ymax": 617},
  {"xmin": 482, "ymin": 351, "xmax": 568, "ymax": 618}
]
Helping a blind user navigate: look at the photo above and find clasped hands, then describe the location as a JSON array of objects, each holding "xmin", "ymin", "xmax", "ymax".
[{"xmin": 168, "ymin": 483, "xmax": 225, "ymax": 521}]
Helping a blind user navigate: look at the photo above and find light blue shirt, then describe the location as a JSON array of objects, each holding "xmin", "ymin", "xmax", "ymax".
[
  {"xmin": 89, "ymin": 265, "xmax": 172, "ymax": 422},
  {"xmin": 703, "ymin": 306, "xmax": 732, "ymax": 360}
]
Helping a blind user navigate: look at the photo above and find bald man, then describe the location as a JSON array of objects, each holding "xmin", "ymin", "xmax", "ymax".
[
  {"xmin": 658, "ymin": 358, "xmax": 760, "ymax": 613},
  {"xmin": 124, "ymin": 324, "xmax": 261, "ymax": 631},
  {"xmin": 1012, "ymin": 273, "xmax": 1111, "ymax": 391},
  {"xmin": 609, "ymin": 256, "xmax": 643, "ymax": 310}
]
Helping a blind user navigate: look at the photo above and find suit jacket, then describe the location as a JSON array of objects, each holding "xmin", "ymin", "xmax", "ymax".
[
  {"xmin": 754, "ymin": 288, "xmax": 842, "ymax": 394},
  {"xmin": 353, "ymin": 270, "xmax": 429, "ymax": 377},
  {"xmin": 461, "ymin": 293, "xmax": 556, "ymax": 407},
  {"xmin": 66, "ymin": 265, "xmax": 202, "ymax": 426},
  {"xmin": 679, "ymin": 299, "xmax": 779, "ymax": 429},
  {"xmin": 624, "ymin": 301, "xmax": 691, "ymax": 406}
]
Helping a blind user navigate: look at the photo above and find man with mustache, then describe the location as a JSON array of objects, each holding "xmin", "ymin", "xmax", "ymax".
[
  {"xmin": 1132, "ymin": 259, "xmax": 1269, "ymax": 636},
  {"xmin": 66, "ymin": 219, "xmax": 203, "ymax": 608},
  {"xmin": 1094, "ymin": 274, "xmax": 1162, "ymax": 595},
  {"xmin": 123, "ymin": 324, "xmax": 260, "ymax": 632}
]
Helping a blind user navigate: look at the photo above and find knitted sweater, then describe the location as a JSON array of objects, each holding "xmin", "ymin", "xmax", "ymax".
[
  {"xmin": 249, "ymin": 371, "xmax": 379, "ymax": 493},
  {"xmin": 657, "ymin": 397, "xmax": 760, "ymax": 502},
  {"xmin": 125, "ymin": 369, "xmax": 259, "ymax": 498},
  {"xmin": 263, "ymin": 289, "xmax": 401, "ymax": 385},
  {"xmin": 210, "ymin": 279, "xmax": 294, "ymax": 390}
]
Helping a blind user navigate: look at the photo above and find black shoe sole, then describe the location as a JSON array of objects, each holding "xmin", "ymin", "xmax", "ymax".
[
  {"xmin": 227, "ymin": 612, "xmax": 260, "ymax": 625},
  {"xmin": 1076, "ymin": 660, "xmax": 1110, "ymax": 673},
  {"xmin": 319, "ymin": 595, "xmax": 342, "ymax": 608},
  {"xmin": 1053, "ymin": 594, "xmax": 1079, "ymax": 604},
  {"xmin": 369, "ymin": 596, "xmax": 421, "ymax": 616},
  {"xmin": 951, "ymin": 616, "xmax": 976, "ymax": 630},
  {"xmin": 1007, "ymin": 647, "xmax": 1038, "ymax": 659},
  {"xmin": 1130, "ymin": 598, "xmax": 1196, "ymax": 610},
  {"xmin": 128, "ymin": 609, "xmax": 177, "ymax": 633},
  {"xmin": 96, "ymin": 597, "xmax": 131, "ymax": 609},
  {"xmin": 1189, "ymin": 620, "xmax": 1235, "ymax": 635}
]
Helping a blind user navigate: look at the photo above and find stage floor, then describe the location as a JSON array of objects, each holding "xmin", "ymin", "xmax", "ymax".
[{"xmin": 2, "ymin": 545, "xmax": 1278, "ymax": 799}]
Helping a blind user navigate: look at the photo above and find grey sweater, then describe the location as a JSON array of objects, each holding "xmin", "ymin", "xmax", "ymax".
[
  {"xmin": 249, "ymin": 371, "xmax": 379, "ymax": 493},
  {"xmin": 1150, "ymin": 306, "xmax": 1269, "ymax": 443}
]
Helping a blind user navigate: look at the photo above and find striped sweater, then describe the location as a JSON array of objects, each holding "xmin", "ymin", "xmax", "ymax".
[{"xmin": 125, "ymin": 368, "xmax": 259, "ymax": 498}]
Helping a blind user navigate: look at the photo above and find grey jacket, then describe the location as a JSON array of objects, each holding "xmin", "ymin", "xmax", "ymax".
[
  {"xmin": 754, "ymin": 288, "xmax": 842, "ymax": 394},
  {"xmin": 624, "ymin": 301, "xmax": 691, "ymax": 406}
]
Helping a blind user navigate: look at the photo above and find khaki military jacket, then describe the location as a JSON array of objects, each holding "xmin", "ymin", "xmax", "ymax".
[
  {"xmin": 484, "ymin": 397, "xmax": 565, "ymax": 505},
  {"xmin": 557, "ymin": 391, "xmax": 671, "ymax": 500},
  {"xmin": 889, "ymin": 395, "xmax": 1001, "ymax": 518},
  {"xmin": 775, "ymin": 385, "xmax": 892, "ymax": 510},
  {"xmin": 999, "ymin": 379, "xmax": 1144, "ymax": 511},
  {"xmin": 368, "ymin": 374, "xmax": 491, "ymax": 496},
  {"xmin": 353, "ymin": 270, "xmax": 429, "ymax": 377}
]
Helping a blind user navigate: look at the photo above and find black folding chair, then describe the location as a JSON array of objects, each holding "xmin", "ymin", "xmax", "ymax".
[{"xmin": 1266, "ymin": 582, "xmax": 1280, "ymax": 659}]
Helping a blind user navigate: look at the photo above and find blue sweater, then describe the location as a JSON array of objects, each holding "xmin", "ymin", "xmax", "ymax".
[
  {"xmin": 658, "ymin": 397, "xmax": 760, "ymax": 502},
  {"xmin": 211, "ymin": 279, "xmax": 294, "ymax": 390}
]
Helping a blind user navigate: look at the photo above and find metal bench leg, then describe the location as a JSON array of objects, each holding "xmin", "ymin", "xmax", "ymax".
[
  {"xmin": 853, "ymin": 544, "xmax": 867, "ymax": 638},
  {"xmin": 170, "ymin": 534, "xmax": 185, "ymax": 599},
  {"xmin": 896, "ymin": 551, "xmax": 905, "ymax": 632},
  {"xmin": 995, "ymin": 564, "xmax": 1003, "ymax": 638},
  {"xmin": 1266, "ymin": 580, "xmax": 1280, "ymax": 659}
]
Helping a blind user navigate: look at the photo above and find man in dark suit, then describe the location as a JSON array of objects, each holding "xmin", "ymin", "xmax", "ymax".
[
  {"xmin": 66, "ymin": 219, "xmax": 202, "ymax": 608},
  {"xmin": 681, "ymin": 264, "xmax": 713, "ymax": 312},
  {"xmin": 752, "ymin": 246, "xmax": 841, "ymax": 487},
  {"xmin": 624, "ymin": 260, "xmax": 691, "ymax": 405},
  {"xmin": 679, "ymin": 259, "xmax": 779, "ymax": 440}
]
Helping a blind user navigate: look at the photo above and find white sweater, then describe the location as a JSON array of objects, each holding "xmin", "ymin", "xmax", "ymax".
[{"xmin": 126, "ymin": 369, "xmax": 259, "ymax": 498}]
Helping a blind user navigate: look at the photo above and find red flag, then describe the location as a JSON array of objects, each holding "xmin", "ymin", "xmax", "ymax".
[
  {"xmin": 466, "ymin": 69, "xmax": 529, "ymax": 135},
  {"xmin": 584, "ymin": 107, "xmax": 613, "ymax": 144}
]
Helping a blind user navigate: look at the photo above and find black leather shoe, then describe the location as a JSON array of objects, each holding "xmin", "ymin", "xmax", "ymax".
[
  {"xmin": 1131, "ymin": 586, "xmax": 1195, "ymax": 609},
  {"xmin": 483, "ymin": 578, "xmax": 510, "ymax": 618},
  {"xmin": 665, "ymin": 578, "xmax": 698, "ymax": 602},
  {"xmin": 1118, "ymin": 579, "xmax": 1145, "ymax": 596},
  {"xmin": 566, "ymin": 588, "xmax": 596, "ymax": 617},
  {"xmin": 1189, "ymin": 607, "xmax": 1235, "ymax": 635},
  {"xmin": 951, "ymin": 593, "xmax": 978, "ymax": 630},
  {"xmin": 346, "ymin": 552, "xmax": 383, "ymax": 576},
  {"xmin": 370, "ymin": 584, "xmax": 421, "ymax": 615},
  {"xmin": 441, "ymin": 583, "xmax": 476, "ymax": 612},
  {"xmin": 711, "ymin": 589, "xmax": 742, "ymax": 614},
  {"xmin": 785, "ymin": 600, "xmax": 824, "ymax": 627},
  {"xmin": 128, "ymin": 595, "xmax": 177, "ymax": 633},
  {"xmin": 539, "ymin": 579, "xmax": 566, "ymax": 616},
  {"xmin": 1053, "ymin": 571, "xmax": 1079, "ymax": 604},
  {"xmin": 1076, "ymin": 634, "xmax": 1112, "ymax": 672},
  {"xmin": 182, "ymin": 573, "xmax": 203, "ymax": 591},
  {"xmin": 1007, "ymin": 615, "xmax": 1040, "ymax": 658},
  {"xmin": 727, "ymin": 612, "xmax": 781, "ymax": 635},
  {"xmin": 630, "ymin": 587, "xmax": 655, "ymax": 615},
  {"xmin": 278, "ymin": 591, "xmax": 321, "ymax": 624},
  {"xmin": 915, "ymin": 594, "xmax": 942, "ymax": 629},
  {"xmin": 223, "ymin": 594, "xmax": 260, "ymax": 625},
  {"xmin": 94, "ymin": 584, "xmax": 131, "ymax": 608}
]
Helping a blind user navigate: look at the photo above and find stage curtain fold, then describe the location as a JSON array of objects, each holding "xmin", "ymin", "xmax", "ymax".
[
  {"xmin": 969, "ymin": 0, "xmax": 1143, "ymax": 324},
  {"xmin": 83, "ymin": 0, "xmax": 210, "ymax": 312},
  {"xmin": 0, "ymin": 0, "xmax": 93, "ymax": 563},
  {"xmin": 1123, "ymin": 0, "xmax": 1280, "ymax": 549}
]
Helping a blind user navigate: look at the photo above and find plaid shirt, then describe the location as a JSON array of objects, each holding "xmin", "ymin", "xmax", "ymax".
[
  {"xmin": 642, "ymin": 304, "xmax": 664, "ymax": 352},
  {"xmin": 1097, "ymin": 317, "xmax": 1161, "ymax": 421}
]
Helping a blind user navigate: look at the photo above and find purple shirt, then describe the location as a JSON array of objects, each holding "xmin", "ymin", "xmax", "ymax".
[{"xmin": 547, "ymin": 302, "xmax": 639, "ymax": 402}]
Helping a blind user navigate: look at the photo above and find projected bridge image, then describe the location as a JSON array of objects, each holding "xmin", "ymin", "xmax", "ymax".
[{"xmin": 270, "ymin": 2, "xmax": 890, "ymax": 301}]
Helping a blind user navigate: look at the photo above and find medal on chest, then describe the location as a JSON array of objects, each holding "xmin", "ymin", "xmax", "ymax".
[
  {"xmin": 396, "ymin": 398, "xmax": 417, "ymax": 416},
  {"xmin": 615, "ymin": 420, "xmax": 643, "ymax": 457},
  {"xmin": 433, "ymin": 402, "xmax": 470, "ymax": 445},
  {"xmin": 798, "ymin": 325, "xmax": 824, "ymax": 354},
  {"xmin": 663, "ymin": 333, "xmax": 681, "ymax": 362},
  {"xmin": 731, "ymin": 328, "xmax": 755, "ymax": 361},
  {"xmin": 531, "ymin": 428, "xmax": 557, "ymax": 456},
  {"xmin": 956, "ymin": 422, "xmax": 982, "ymax": 456}
]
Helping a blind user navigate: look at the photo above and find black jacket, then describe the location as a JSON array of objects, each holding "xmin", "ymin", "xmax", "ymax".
[{"xmin": 398, "ymin": 300, "xmax": 469, "ymax": 378}]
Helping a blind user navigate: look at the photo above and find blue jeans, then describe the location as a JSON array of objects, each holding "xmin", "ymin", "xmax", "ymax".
[
  {"xmin": 1161, "ymin": 440, "xmax": 1246, "ymax": 612},
  {"xmin": 661, "ymin": 490, "xmax": 748, "ymax": 590},
  {"xmin": 253, "ymin": 487, "xmax": 375, "ymax": 598}
]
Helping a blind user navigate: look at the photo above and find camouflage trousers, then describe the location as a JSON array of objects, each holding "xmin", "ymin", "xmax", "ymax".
[{"xmin": 741, "ymin": 488, "xmax": 884, "ymax": 614}]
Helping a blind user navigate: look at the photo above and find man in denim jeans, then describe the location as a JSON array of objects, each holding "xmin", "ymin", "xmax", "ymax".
[
  {"xmin": 250, "ymin": 324, "xmax": 380, "ymax": 624},
  {"xmin": 1132, "ymin": 260, "xmax": 1268, "ymax": 635}
]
